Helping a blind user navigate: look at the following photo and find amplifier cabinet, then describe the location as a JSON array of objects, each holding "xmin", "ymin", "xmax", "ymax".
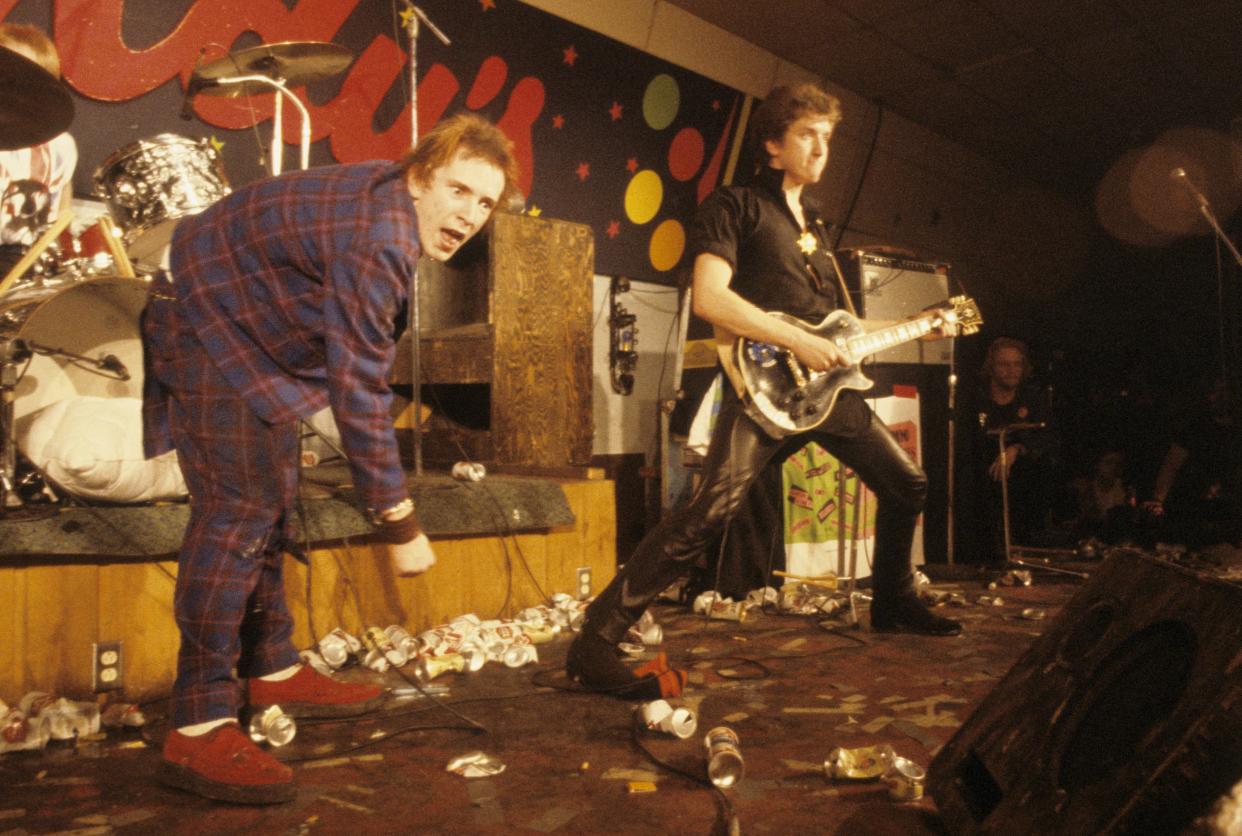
[{"xmin": 835, "ymin": 249, "xmax": 950, "ymax": 365}]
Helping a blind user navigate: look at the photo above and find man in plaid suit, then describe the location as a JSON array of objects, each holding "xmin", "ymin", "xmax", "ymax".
[{"xmin": 143, "ymin": 114, "xmax": 519, "ymax": 804}]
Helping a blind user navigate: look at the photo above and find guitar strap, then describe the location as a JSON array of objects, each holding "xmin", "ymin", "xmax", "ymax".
[{"xmin": 809, "ymin": 218, "xmax": 858, "ymax": 318}]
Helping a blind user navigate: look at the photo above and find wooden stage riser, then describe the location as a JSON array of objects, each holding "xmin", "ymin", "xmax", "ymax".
[{"xmin": 0, "ymin": 481, "xmax": 614, "ymax": 702}]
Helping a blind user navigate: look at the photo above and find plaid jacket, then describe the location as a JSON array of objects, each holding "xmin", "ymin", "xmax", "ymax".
[{"xmin": 151, "ymin": 161, "xmax": 418, "ymax": 512}]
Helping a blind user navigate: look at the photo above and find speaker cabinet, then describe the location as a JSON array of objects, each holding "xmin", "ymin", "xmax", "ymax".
[
  {"xmin": 835, "ymin": 249, "xmax": 950, "ymax": 364},
  {"xmin": 929, "ymin": 552, "xmax": 1242, "ymax": 834}
]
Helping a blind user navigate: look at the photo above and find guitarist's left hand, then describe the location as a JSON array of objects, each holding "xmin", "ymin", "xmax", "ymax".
[{"xmin": 922, "ymin": 311, "xmax": 962, "ymax": 340}]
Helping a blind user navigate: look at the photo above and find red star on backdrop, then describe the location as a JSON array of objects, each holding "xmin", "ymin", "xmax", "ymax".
[
  {"xmin": 609, "ymin": 101, "xmax": 623, "ymax": 121},
  {"xmin": 606, "ymin": 220, "xmax": 620, "ymax": 239},
  {"xmin": 562, "ymin": 45, "xmax": 578, "ymax": 66},
  {"xmin": 552, "ymin": 114, "xmax": 565, "ymax": 129},
  {"xmin": 625, "ymin": 157, "xmax": 638, "ymax": 173},
  {"xmin": 575, "ymin": 162, "xmax": 590, "ymax": 181},
  {"xmin": 479, "ymin": 0, "xmax": 496, "ymax": 10}
]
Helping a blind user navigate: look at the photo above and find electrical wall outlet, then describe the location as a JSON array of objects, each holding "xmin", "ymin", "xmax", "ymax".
[
  {"xmin": 92, "ymin": 640, "xmax": 123, "ymax": 692},
  {"xmin": 576, "ymin": 566, "xmax": 592, "ymax": 600}
]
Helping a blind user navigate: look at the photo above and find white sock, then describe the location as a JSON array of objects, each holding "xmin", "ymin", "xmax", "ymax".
[
  {"xmin": 258, "ymin": 663, "xmax": 302, "ymax": 682},
  {"xmin": 178, "ymin": 717, "xmax": 236, "ymax": 737}
]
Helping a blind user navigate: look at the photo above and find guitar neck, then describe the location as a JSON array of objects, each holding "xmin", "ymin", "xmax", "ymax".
[{"xmin": 846, "ymin": 312, "xmax": 937, "ymax": 359}]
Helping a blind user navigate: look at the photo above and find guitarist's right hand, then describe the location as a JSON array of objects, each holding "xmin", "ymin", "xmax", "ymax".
[{"xmin": 790, "ymin": 330, "xmax": 850, "ymax": 371}]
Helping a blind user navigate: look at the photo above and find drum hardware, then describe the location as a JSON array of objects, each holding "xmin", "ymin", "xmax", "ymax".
[
  {"xmin": 987, "ymin": 421, "xmax": 1047, "ymax": 566},
  {"xmin": 191, "ymin": 41, "xmax": 353, "ymax": 176},
  {"xmin": 93, "ymin": 135, "xmax": 231, "ymax": 267},
  {"xmin": 0, "ymin": 335, "xmax": 30, "ymax": 508},
  {"xmin": 0, "ymin": 45, "xmax": 73, "ymax": 150},
  {"xmin": 0, "ymin": 209, "xmax": 74, "ymax": 297},
  {"xmin": 13, "ymin": 338, "xmax": 131, "ymax": 382}
]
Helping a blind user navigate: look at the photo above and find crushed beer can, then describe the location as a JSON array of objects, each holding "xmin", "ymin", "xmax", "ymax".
[
  {"xmin": 248, "ymin": 705, "xmax": 296, "ymax": 747},
  {"xmin": 100, "ymin": 703, "xmax": 147, "ymax": 729},
  {"xmin": 318, "ymin": 628, "xmax": 359, "ymax": 669},
  {"xmin": 417, "ymin": 653, "xmax": 466, "ymax": 682},
  {"xmin": 501, "ymin": 643, "xmax": 537, "ymax": 668},
  {"xmin": 1020, "ymin": 607, "xmax": 1047, "ymax": 620},
  {"xmin": 704, "ymin": 726, "xmax": 745, "ymax": 788},
  {"xmin": 693, "ymin": 591, "xmax": 752, "ymax": 622},
  {"xmin": 446, "ymin": 750, "xmax": 506, "ymax": 778},
  {"xmin": 521, "ymin": 622, "xmax": 557, "ymax": 644},
  {"xmin": 977, "ymin": 595, "xmax": 1005, "ymax": 607},
  {"xmin": 384, "ymin": 624, "xmax": 420, "ymax": 659},
  {"xmin": 636, "ymin": 699, "xmax": 697, "ymax": 739},
  {"xmin": 300, "ymin": 648, "xmax": 335, "ymax": 676},
  {"xmin": 1000, "ymin": 569, "xmax": 1033, "ymax": 587},
  {"xmin": 451, "ymin": 461, "xmax": 486, "ymax": 482},
  {"xmin": 883, "ymin": 756, "xmax": 926, "ymax": 801},
  {"xmin": 365, "ymin": 626, "xmax": 407, "ymax": 668},
  {"xmin": 825, "ymin": 743, "xmax": 896, "ymax": 781}
]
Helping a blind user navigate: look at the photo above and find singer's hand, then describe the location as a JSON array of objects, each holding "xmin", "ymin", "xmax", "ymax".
[{"xmin": 388, "ymin": 532, "xmax": 436, "ymax": 576}]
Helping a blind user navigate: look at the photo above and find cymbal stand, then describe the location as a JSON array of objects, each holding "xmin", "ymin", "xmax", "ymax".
[
  {"xmin": 212, "ymin": 74, "xmax": 311, "ymax": 175},
  {"xmin": 401, "ymin": 1, "xmax": 450, "ymax": 476}
]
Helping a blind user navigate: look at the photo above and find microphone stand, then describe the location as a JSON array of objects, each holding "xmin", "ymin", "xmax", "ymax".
[
  {"xmin": 401, "ymin": 2, "xmax": 450, "ymax": 477},
  {"xmin": 1193, "ymin": 201, "xmax": 1242, "ymax": 270}
]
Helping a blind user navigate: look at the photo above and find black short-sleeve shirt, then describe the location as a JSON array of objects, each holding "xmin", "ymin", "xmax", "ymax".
[{"xmin": 688, "ymin": 165, "xmax": 870, "ymax": 436}]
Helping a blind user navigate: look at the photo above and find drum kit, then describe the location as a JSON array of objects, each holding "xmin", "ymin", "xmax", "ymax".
[{"xmin": 0, "ymin": 40, "xmax": 354, "ymax": 512}]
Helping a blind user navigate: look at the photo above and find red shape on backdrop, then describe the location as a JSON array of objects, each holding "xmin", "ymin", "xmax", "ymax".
[
  {"xmin": 667, "ymin": 127, "xmax": 704, "ymax": 182},
  {"xmin": 698, "ymin": 95, "xmax": 738, "ymax": 202},
  {"xmin": 552, "ymin": 114, "xmax": 565, "ymax": 129},
  {"xmin": 606, "ymin": 220, "xmax": 620, "ymax": 238},
  {"xmin": 626, "ymin": 157, "xmax": 638, "ymax": 172},
  {"xmin": 608, "ymin": 101, "xmax": 623, "ymax": 121},
  {"xmin": 562, "ymin": 45, "xmax": 578, "ymax": 66},
  {"xmin": 575, "ymin": 162, "xmax": 590, "ymax": 181},
  {"xmin": 494, "ymin": 76, "xmax": 544, "ymax": 198},
  {"xmin": 466, "ymin": 55, "xmax": 507, "ymax": 110}
]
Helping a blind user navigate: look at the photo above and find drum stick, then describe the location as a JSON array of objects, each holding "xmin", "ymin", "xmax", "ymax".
[
  {"xmin": 0, "ymin": 208, "xmax": 74, "ymax": 297},
  {"xmin": 772, "ymin": 570, "xmax": 840, "ymax": 589},
  {"xmin": 96, "ymin": 215, "xmax": 135, "ymax": 278}
]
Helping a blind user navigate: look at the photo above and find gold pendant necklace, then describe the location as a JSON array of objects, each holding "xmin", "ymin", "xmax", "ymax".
[{"xmin": 797, "ymin": 230, "xmax": 817, "ymax": 255}]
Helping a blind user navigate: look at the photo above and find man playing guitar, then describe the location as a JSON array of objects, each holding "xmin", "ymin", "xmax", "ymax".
[{"xmin": 568, "ymin": 83, "xmax": 965, "ymax": 699}]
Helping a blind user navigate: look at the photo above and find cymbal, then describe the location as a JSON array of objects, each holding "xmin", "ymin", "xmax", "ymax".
[
  {"xmin": 193, "ymin": 41, "xmax": 353, "ymax": 97},
  {"xmin": 0, "ymin": 46, "xmax": 73, "ymax": 150}
]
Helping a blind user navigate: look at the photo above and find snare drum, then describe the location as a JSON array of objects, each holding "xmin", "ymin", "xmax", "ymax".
[
  {"xmin": 54, "ymin": 219, "xmax": 117, "ymax": 277},
  {"xmin": 93, "ymin": 134, "xmax": 231, "ymax": 264},
  {"xmin": 0, "ymin": 275, "xmax": 148, "ymax": 433}
]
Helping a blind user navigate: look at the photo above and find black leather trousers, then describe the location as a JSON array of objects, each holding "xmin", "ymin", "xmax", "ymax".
[{"xmin": 586, "ymin": 386, "xmax": 928, "ymax": 644}]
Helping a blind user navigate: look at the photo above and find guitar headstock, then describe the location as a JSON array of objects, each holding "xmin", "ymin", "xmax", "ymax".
[{"xmin": 943, "ymin": 295, "xmax": 983, "ymax": 335}]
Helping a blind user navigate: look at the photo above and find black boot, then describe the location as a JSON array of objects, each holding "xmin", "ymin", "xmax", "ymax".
[
  {"xmin": 565, "ymin": 631, "xmax": 668, "ymax": 700},
  {"xmin": 870, "ymin": 592, "xmax": 962, "ymax": 636}
]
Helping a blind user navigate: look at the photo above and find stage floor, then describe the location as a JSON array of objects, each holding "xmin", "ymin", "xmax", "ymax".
[{"xmin": 0, "ymin": 574, "xmax": 1082, "ymax": 834}]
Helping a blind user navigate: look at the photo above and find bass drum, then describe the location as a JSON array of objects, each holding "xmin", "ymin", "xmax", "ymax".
[
  {"xmin": 93, "ymin": 133, "xmax": 231, "ymax": 266},
  {"xmin": 0, "ymin": 275, "xmax": 148, "ymax": 438}
]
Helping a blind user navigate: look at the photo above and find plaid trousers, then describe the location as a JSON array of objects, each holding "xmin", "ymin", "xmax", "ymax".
[{"xmin": 143, "ymin": 287, "xmax": 302, "ymax": 727}]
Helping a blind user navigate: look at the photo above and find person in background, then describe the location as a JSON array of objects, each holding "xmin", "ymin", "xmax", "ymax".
[
  {"xmin": 0, "ymin": 22, "xmax": 77, "ymax": 278},
  {"xmin": 143, "ymin": 113, "xmax": 519, "ymax": 804}
]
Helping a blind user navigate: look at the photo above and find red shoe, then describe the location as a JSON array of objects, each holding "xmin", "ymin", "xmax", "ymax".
[
  {"xmin": 247, "ymin": 665, "xmax": 384, "ymax": 718},
  {"xmin": 634, "ymin": 652, "xmax": 688, "ymax": 698},
  {"xmin": 158, "ymin": 723, "xmax": 295, "ymax": 804}
]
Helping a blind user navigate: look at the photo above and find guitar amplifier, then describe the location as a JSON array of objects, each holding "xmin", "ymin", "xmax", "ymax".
[{"xmin": 836, "ymin": 249, "xmax": 950, "ymax": 365}]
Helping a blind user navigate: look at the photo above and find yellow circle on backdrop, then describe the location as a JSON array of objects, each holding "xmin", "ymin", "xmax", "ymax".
[
  {"xmin": 649, "ymin": 218, "xmax": 685, "ymax": 272},
  {"xmin": 643, "ymin": 74, "xmax": 680, "ymax": 130},
  {"xmin": 625, "ymin": 170, "xmax": 663, "ymax": 225}
]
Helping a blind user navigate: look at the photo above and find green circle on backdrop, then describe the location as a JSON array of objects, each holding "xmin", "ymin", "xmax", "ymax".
[
  {"xmin": 643, "ymin": 74, "xmax": 680, "ymax": 130},
  {"xmin": 625, "ymin": 170, "xmax": 663, "ymax": 225}
]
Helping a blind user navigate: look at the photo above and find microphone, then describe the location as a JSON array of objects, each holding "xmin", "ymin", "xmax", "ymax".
[
  {"xmin": 1170, "ymin": 167, "xmax": 1210, "ymax": 209},
  {"xmin": 180, "ymin": 47, "xmax": 208, "ymax": 121},
  {"xmin": 99, "ymin": 354, "xmax": 130, "ymax": 381}
]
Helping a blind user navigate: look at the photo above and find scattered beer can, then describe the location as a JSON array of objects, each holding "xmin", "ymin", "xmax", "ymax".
[
  {"xmin": 637, "ymin": 700, "xmax": 698, "ymax": 740},
  {"xmin": 704, "ymin": 726, "xmax": 745, "ymax": 788},
  {"xmin": 451, "ymin": 461, "xmax": 486, "ymax": 482},
  {"xmin": 883, "ymin": 756, "xmax": 926, "ymax": 801},
  {"xmin": 1020, "ymin": 607, "xmax": 1047, "ymax": 620},
  {"xmin": 501, "ymin": 643, "xmax": 537, "ymax": 668},
  {"xmin": 299, "ymin": 649, "xmax": 334, "ymax": 676},
  {"xmin": 446, "ymin": 750, "xmax": 506, "ymax": 778},
  {"xmin": 825, "ymin": 743, "xmax": 895, "ymax": 781},
  {"xmin": 417, "ymin": 653, "xmax": 466, "ymax": 682},
  {"xmin": 100, "ymin": 703, "xmax": 147, "ymax": 729},
  {"xmin": 248, "ymin": 705, "xmax": 296, "ymax": 747}
]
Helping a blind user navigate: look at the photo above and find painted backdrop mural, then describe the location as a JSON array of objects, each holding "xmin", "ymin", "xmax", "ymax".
[{"xmin": 1, "ymin": 0, "xmax": 745, "ymax": 282}]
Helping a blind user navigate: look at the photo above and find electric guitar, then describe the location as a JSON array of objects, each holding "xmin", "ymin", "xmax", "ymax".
[{"xmin": 716, "ymin": 296, "xmax": 983, "ymax": 439}]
